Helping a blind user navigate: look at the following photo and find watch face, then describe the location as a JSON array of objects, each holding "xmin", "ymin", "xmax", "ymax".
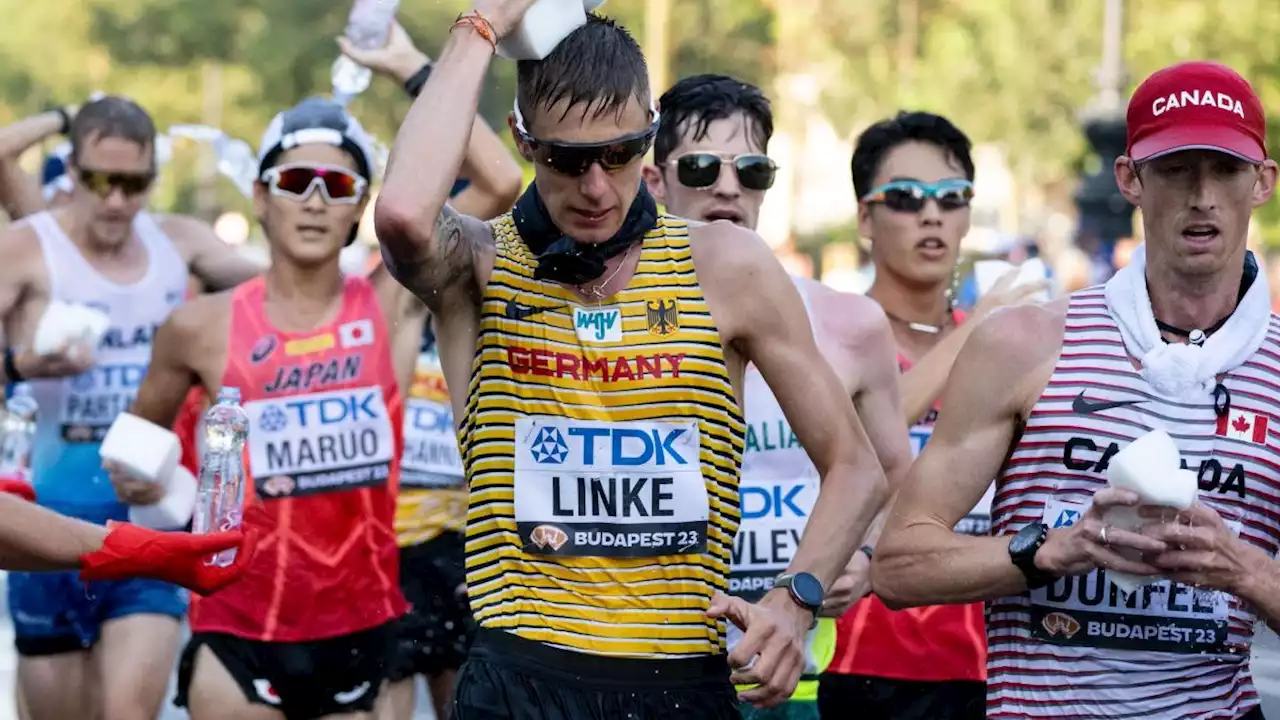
[
  {"xmin": 1010, "ymin": 523, "xmax": 1042, "ymax": 555},
  {"xmin": 791, "ymin": 572, "xmax": 824, "ymax": 608}
]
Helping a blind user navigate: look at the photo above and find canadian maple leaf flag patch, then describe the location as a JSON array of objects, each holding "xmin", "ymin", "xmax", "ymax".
[{"xmin": 1216, "ymin": 411, "xmax": 1270, "ymax": 445}]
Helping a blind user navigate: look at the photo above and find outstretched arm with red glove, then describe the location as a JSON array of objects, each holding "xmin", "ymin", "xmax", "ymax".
[{"xmin": 0, "ymin": 492, "xmax": 256, "ymax": 596}]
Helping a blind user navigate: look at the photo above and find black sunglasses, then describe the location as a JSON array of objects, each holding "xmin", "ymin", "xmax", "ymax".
[
  {"xmin": 77, "ymin": 167, "xmax": 156, "ymax": 198},
  {"xmin": 669, "ymin": 153, "xmax": 777, "ymax": 191},
  {"xmin": 514, "ymin": 102, "xmax": 660, "ymax": 178},
  {"xmin": 860, "ymin": 180, "xmax": 973, "ymax": 213}
]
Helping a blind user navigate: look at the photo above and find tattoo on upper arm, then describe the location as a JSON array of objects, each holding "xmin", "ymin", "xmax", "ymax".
[{"xmin": 435, "ymin": 205, "xmax": 467, "ymax": 267}]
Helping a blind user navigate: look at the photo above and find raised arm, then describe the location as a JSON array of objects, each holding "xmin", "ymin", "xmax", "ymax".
[
  {"xmin": 452, "ymin": 117, "xmax": 523, "ymax": 221},
  {"xmin": 163, "ymin": 214, "xmax": 263, "ymax": 291},
  {"xmin": 0, "ymin": 110, "xmax": 67, "ymax": 219},
  {"xmin": 373, "ymin": 12, "xmax": 514, "ymax": 310},
  {"xmin": 872, "ymin": 304, "xmax": 1059, "ymax": 607}
]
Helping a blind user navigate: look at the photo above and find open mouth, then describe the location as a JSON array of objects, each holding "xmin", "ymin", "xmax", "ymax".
[
  {"xmin": 1181, "ymin": 223, "xmax": 1220, "ymax": 242},
  {"xmin": 705, "ymin": 208, "xmax": 744, "ymax": 225},
  {"xmin": 916, "ymin": 237, "xmax": 948, "ymax": 252}
]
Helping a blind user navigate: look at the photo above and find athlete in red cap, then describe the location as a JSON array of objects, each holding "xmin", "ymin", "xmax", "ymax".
[{"xmin": 874, "ymin": 61, "xmax": 1280, "ymax": 719}]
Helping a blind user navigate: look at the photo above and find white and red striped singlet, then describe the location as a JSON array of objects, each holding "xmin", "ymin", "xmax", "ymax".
[{"xmin": 988, "ymin": 287, "xmax": 1280, "ymax": 719}]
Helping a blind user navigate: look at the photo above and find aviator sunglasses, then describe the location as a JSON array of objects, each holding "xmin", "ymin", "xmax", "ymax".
[
  {"xmin": 77, "ymin": 168, "xmax": 156, "ymax": 199},
  {"xmin": 513, "ymin": 100, "xmax": 660, "ymax": 178},
  {"xmin": 667, "ymin": 152, "xmax": 777, "ymax": 191},
  {"xmin": 860, "ymin": 179, "xmax": 974, "ymax": 213},
  {"xmin": 262, "ymin": 163, "xmax": 367, "ymax": 205}
]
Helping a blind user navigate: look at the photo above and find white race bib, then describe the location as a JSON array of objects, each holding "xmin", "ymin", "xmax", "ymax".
[
  {"xmin": 401, "ymin": 397, "xmax": 463, "ymax": 488},
  {"xmin": 246, "ymin": 385, "xmax": 394, "ymax": 499},
  {"xmin": 513, "ymin": 416, "xmax": 708, "ymax": 557},
  {"xmin": 729, "ymin": 475, "xmax": 818, "ymax": 601},
  {"xmin": 60, "ymin": 362, "xmax": 149, "ymax": 443},
  {"xmin": 1028, "ymin": 498, "xmax": 1236, "ymax": 654}
]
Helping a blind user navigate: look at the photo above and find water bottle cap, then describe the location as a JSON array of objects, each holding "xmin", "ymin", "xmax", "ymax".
[{"xmin": 218, "ymin": 387, "xmax": 242, "ymax": 403}]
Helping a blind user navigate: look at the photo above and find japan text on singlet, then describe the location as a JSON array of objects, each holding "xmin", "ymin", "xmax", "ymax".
[
  {"xmin": 395, "ymin": 345, "xmax": 465, "ymax": 547},
  {"xmin": 987, "ymin": 287, "xmax": 1280, "ymax": 719},
  {"xmin": 460, "ymin": 214, "xmax": 745, "ymax": 658},
  {"xmin": 26, "ymin": 211, "xmax": 188, "ymax": 514},
  {"xmin": 192, "ymin": 275, "xmax": 408, "ymax": 642},
  {"xmin": 829, "ymin": 309, "xmax": 989, "ymax": 683},
  {"xmin": 728, "ymin": 276, "xmax": 832, "ymax": 699}
]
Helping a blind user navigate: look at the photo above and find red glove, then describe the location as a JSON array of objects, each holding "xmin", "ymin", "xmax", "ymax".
[
  {"xmin": 79, "ymin": 522, "xmax": 259, "ymax": 596},
  {"xmin": 0, "ymin": 474, "xmax": 35, "ymax": 502}
]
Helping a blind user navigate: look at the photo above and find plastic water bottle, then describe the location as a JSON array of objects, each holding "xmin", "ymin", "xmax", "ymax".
[
  {"xmin": 0, "ymin": 384, "xmax": 38, "ymax": 480},
  {"xmin": 194, "ymin": 387, "xmax": 249, "ymax": 567},
  {"xmin": 331, "ymin": 0, "xmax": 401, "ymax": 106}
]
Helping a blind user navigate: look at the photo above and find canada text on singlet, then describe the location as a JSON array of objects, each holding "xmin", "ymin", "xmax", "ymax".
[
  {"xmin": 460, "ymin": 214, "xmax": 746, "ymax": 658},
  {"xmin": 986, "ymin": 286, "xmax": 1280, "ymax": 719}
]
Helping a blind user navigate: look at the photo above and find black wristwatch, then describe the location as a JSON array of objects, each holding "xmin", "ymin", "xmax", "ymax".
[
  {"xmin": 1008, "ymin": 522, "xmax": 1055, "ymax": 590},
  {"xmin": 774, "ymin": 572, "xmax": 825, "ymax": 615}
]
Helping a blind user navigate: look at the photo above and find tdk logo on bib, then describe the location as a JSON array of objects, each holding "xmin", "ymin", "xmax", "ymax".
[
  {"xmin": 527, "ymin": 423, "xmax": 690, "ymax": 467},
  {"xmin": 408, "ymin": 402, "xmax": 452, "ymax": 434},
  {"xmin": 1053, "ymin": 508, "xmax": 1081, "ymax": 528},
  {"xmin": 573, "ymin": 306, "xmax": 622, "ymax": 343},
  {"xmin": 258, "ymin": 389, "xmax": 383, "ymax": 431},
  {"xmin": 741, "ymin": 484, "xmax": 808, "ymax": 519}
]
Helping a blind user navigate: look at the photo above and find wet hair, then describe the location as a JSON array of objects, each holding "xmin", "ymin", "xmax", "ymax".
[
  {"xmin": 653, "ymin": 74, "xmax": 773, "ymax": 165},
  {"xmin": 851, "ymin": 111, "xmax": 974, "ymax": 199},
  {"xmin": 70, "ymin": 96, "xmax": 156, "ymax": 165},
  {"xmin": 516, "ymin": 14, "xmax": 650, "ymax": 127}
]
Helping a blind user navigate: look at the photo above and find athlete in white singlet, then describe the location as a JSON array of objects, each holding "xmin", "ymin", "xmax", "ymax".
[
  {"xmin": 873, "ymin": 61, "xmax": 1280, "ymax": 719},
  {"xmin": 643, "ymin": 74, "xmax": 910, "ymax": 719},
  {"xmin": 0, "ymin": 96, "xmax": 260, "ymax": 720}
]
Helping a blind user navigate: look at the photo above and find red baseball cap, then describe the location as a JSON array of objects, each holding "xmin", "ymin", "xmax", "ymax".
[{"xmin": 1126, "ymin": 61, "xmax": 1267, "ymax": 163}]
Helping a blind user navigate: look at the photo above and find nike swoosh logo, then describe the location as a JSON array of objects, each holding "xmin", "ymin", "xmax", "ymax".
[
  {"xmin": 1072, "ymin": 391, "xmax": 1143, "ymax": 414},
  {"xmin": 505, "ymin": 299, "xmax": 564, "ymax": 320}
]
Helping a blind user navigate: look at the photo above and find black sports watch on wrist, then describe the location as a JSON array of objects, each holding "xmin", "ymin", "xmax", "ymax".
[
  {"xmin": 774, "ymin": 571, "xmax": 825, "ymax": 616},
  {"xmin": 1008, "ymin": 522, "xmax": 1055, "ymax": 590}
]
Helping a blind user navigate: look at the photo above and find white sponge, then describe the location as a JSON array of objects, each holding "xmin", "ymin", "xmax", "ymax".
[
  {"xmin": 100, "ymin": 413, "xmax": 181, "ymax": 488},
  {"xmin": 497, "ymin": 0, "xmax": 608, "ymax": 61},
  {"xmin": 32, "ymin": 301, "xmax": 110, "ymax": 357},
  {"xmin": 1102, "ymin": 429, "xmax": 1197, "ymax": 594},
  {"xmin": 128, "ymin": 465, "xmax": 197, "ymax": 530}
]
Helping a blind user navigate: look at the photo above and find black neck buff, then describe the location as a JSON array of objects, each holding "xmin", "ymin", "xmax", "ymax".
[{"xmin": 512, "ymin": 182, "xmax": 659, "ymax": 286}]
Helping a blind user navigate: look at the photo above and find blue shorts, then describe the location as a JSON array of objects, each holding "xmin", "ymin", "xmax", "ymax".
[{"xmin": 6, "ymin": 502, "xmax": 187, "ymax": 656}]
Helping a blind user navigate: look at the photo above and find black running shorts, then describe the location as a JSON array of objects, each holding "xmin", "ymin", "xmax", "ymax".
[
  {"xmin": 174, "ymin": 622, "xmax": 396, "ymax": 720},
  {"xmin": 453, "ymin": 628, "xmax": 742, "ymax": 720},
  {"xmin": 388, "ymin": 531, "xmax": 475, "ymax": 681}
]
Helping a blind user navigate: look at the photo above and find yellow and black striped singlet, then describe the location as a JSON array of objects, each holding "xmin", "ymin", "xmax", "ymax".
[{"xmin": 461, "ymin": 214, "xmax": 745, "ymax": 658}]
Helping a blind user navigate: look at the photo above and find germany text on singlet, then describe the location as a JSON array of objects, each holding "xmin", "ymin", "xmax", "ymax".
[
  {"xmin": 192, "ymin": 275, "xmax": 408, "ymax": 642},
  {"xmin": 395, "ymin": 344, "xmax": 466, "ymax": 547},
  {"xmin": 460, "ymin": 214, "xmax": 746, "ymax": 657},
  {"xmin": 987, "ymin": 287, "xmax": 1280, "ymax": 719}
]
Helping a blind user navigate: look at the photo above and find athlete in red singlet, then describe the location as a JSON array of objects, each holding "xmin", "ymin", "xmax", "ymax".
[
  {"xmin": 820, "ymin": 112, "xmax": 1047, "ymax": 720},
  {"xmin": 118, "ymin": 97, "xmax": 423, "ymax": 720}
]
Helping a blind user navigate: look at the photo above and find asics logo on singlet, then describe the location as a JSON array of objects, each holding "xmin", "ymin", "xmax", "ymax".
[
  {"xmin": 529, "ymin": 424, "xmax": 690, "ymax": 467},
  {"xmin": 1071, "ymin": 391, "xmax": 1143, "ymax": 414},
  {"xmin": 505, "ymin": 298, "xmax": 564, "ymax": 320}
]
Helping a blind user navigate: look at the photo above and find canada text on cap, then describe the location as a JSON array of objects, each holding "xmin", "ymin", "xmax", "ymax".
[{"xmin": 1126, "ymin": 61, "xmax": 1267, "ymax": 164}]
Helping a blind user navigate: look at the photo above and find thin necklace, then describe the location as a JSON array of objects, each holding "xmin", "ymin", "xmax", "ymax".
[
  {"xmin": 579, "ymin": 243, "xmax": 636, "ymax": 301},
  {"xmin": 883, "ymin": 307, "xmax": 951, "ymax": 335}
]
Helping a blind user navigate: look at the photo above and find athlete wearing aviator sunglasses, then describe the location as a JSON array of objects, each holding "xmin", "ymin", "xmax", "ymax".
[{"xmin": 379, "ymin": 9, "xmax": 887, "ymax": 718}]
